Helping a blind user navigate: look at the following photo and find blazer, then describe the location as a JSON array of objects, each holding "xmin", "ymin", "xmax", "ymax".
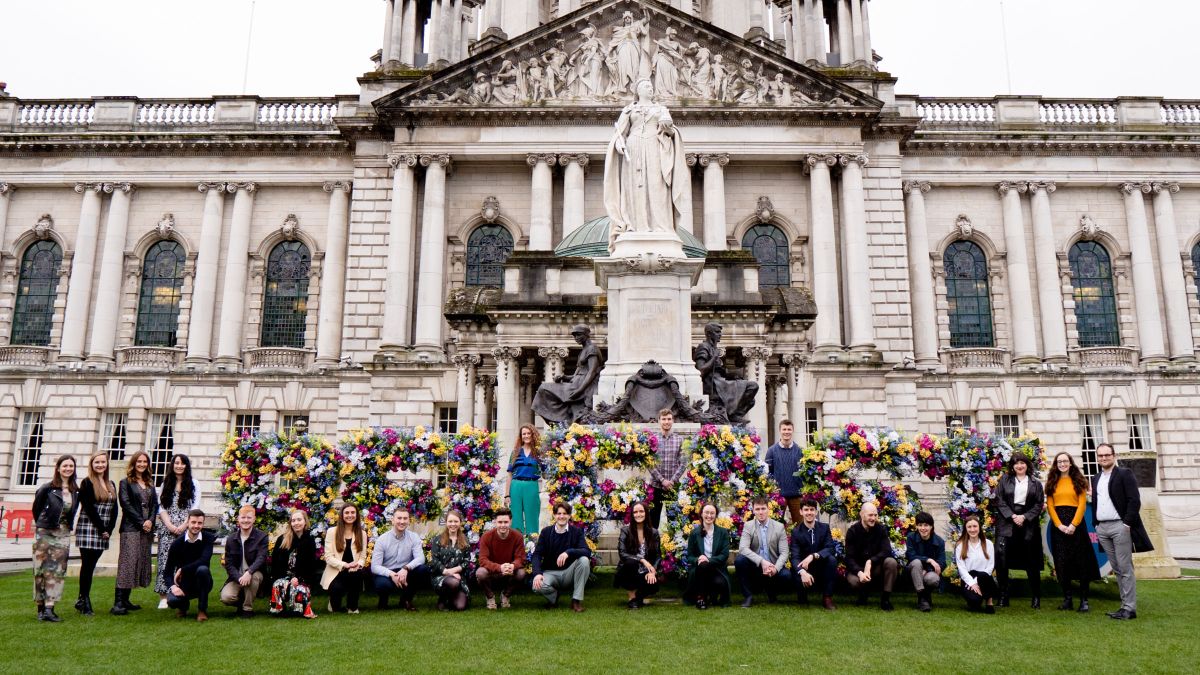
[
  {"xmin": 789, "ymin": 520, "xmax": 836, "ymax": 568},
  {"xmin": 617, "ymin": 524, "xmax": 661, "ymax": 568},
  {"xmin": 223, "ymin": 527, "xmax": 270, "ymax": 583},
  {"xmin": 118, "ymin": 478, "xmax": 160, "ymax": 534},
  {"xmin": 271, "ymin": 532, "xmax": 320, "ymax": 588},
  {"xmin": 995, "ymin": 474, "xmax": 1045, "ymax": 539},
  {"xmin": 737, "ymin": 518, "xmax": 789, "ymax": 568},
  {"xmin": 32, "ymin": 483, "xmax": 80, "ymax": 531},
  {"xmin": 1091, "ymin": 466, "xmax": 1154, "ymax": 553},
  {"xmin": 321, "ymin": 527, "xmax": 368, "ymax": 589},
  {"xmin": 685, "ymin": 525, "xmax": 732, "ymax": 586}
]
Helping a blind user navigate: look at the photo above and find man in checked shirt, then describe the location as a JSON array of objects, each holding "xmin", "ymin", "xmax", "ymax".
[{"xmin": 647, "ymin": 409, "xmax": 685, "ymax": 529}]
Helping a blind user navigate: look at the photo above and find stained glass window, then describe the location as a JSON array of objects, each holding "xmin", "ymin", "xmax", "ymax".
[
  {"xmin": 943, "ymin": 240, "xmax": 994, "ymax": 348},
  {"xmin": 466, "ymin": 225, "xmax": 513, "ymax": 287},
  {"xmin": 1191, "ymin": 243, "xmax": 1200, "ymax": 306},
  {"xmin": 11, "ymin": 241, "xmax": 62, "ymax": 346},
  {"xmin": 1069, "ymin": 241, "xmax": 1119, "ymax": 347},
  {"xmin": 135, "ymin": 241, "xmax": 185, "ymax": 346},
  {"xmin": 740, "ymin": 224, "xmax": 791, "ymax": 288},
  {"xmin": 260, "ymin": 241, "xmax": 311, "ymax": 348}
]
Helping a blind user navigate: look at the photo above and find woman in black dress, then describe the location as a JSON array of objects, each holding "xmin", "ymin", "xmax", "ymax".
[{"xmin": 995, "ymin": 451, "xmax": 1045, "ymax": 608}]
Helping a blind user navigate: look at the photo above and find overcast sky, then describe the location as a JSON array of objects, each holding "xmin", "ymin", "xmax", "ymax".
[{"xmin": 1, "ymin": 0, "xmax": 1194, "ymax": 100}]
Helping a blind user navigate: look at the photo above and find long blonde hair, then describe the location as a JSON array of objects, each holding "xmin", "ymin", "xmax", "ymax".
[
  {"xmin": 86, "ymin": 451, "xmax": 113, "ymax": 502},
  {"xmin": 281, "ymin": 509, "xmax": 310, "ymax": 551}
]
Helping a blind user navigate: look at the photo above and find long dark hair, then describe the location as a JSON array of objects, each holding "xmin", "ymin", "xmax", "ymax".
[
  {"xmin": 957, "ymin": 515, "xmax": 990, "ymax": 561},
  {"xmin": 1045, "ymin": 452, "xmax": 1088, "ymax": 497},
  {"xmin": 624, "ymin": 501, "xmax": 658, "ymax": 559},
  {"xmin": 50, "ymin": 455, "xmax": 79, "ymax": 493},
  {"xmin": 159, "ymin": 453, "xmax": 195, "ymax": 509},
  {"xmin": 334, "ymin": 503, "xmax": 364, "ymax": 555}
]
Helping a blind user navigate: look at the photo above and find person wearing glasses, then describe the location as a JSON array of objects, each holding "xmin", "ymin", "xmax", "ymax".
[{"xmin": 1091, "ymin": 443, "xmax": 1153, "ymax": 620}]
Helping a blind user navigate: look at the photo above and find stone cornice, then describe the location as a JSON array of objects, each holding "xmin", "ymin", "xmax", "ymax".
[
  {"xmin": 0, "ymin": 131, "xmax": 349, "ymax": 157},
  {"xmin": 904, "ymin": 132, "xmax": 1200, "ymax": 157}
]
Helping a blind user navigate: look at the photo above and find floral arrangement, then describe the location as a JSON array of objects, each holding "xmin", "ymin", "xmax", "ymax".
[
  {"xmin": 371, "ymin": 480, "xmax": 439, "ymax": 532},
  {"xmin": 595, "ymin": 424, "xmax": 660, "ymax": 471},
  {"xmin": 795, "ymin": 423, "xmax": 916, "ymax": 512},
  {"xmin": 597, "ymin": 477, "xmax": 653, "ymax": 522},
  {"xmin": 912, "ymin": 432, "xmax": 951, "ymax": 481},
  {"xmin": 441, "ymin": 425, "xmax": 501, "ymax": 540},
  {"xmin": 338, "ymin": 426, "xmax": 447, "ymax": 527},
  {"xmin": 843, "ymin": 480, "xmax": 922, "ymax": 553},
  {"xmin": 941, "ymin": 428, "xmax": 1044, "ymax": 539}
]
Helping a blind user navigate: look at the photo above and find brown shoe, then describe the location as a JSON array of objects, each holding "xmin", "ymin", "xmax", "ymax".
[
  {"xmin": 196, "ymin": 611, "xmax": 208, "ymax": 622},
  {"xmin": 822, "ymin": 596, "xmax": 837, "ymax": 611},
  {"xmin": 571, "ymin": 600, "xmax": 585, "ymax": 613},
  {"xmin": 175, "ymin": 609, "xmax": 186, "ymax": 618}
]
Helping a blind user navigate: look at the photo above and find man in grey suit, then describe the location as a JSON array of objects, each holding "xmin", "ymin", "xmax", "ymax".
[
  {"xmin": 734, "ymin": 498, "xmax": 792, "ymax": 607},
  {"xmin": 1091, "ymin": 443, "xmax": 1153, "ymax": 620}
]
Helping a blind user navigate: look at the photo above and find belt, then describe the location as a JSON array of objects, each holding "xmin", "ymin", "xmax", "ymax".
[{"xmin": 513, "ymin": 477, "xmax": 538, "ymax": 482}]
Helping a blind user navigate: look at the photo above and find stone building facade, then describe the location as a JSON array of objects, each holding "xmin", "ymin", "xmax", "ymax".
[{"xmin": 1, "ymin": 0, "xmax": 1198, "ymax": 535}]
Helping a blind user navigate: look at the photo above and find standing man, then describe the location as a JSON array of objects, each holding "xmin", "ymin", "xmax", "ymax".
[
  {"xmin": 476, "ymin": 508, "xmax": 528, "ymax": 610},
  {"xmin": 765, "ymin": 419, "xmax": 803, "ymax": 524},
  {"xmin": 219, "ymin": 505, "xmax": 268, "ymax": 617},
  {"xmin": 844, "ymin": 502, "xmax": 899, "ymax": 611},
  {"xmin": 532, "ymin": 502, "xmax": 591, "ymax": 612},
  {"xmin": 1092, "ymin": 443, "xmax": 1152, "ymax": 620},
  {"xmin": 733, "ymin": 497, "xmax": 791, "ymax": 607},
  {"xmin": 164, "ymin": 509, "xmax": 215, "ymax": 622},
  {"xmin": 648, "ymin": 409, "xmax": 685, "ymax": 528},
  {"xmin": 789, "ymin": 499, "xmax": 838, "ymax": 610},
  {"xmin": 371, "ymin": 508, "xmax": 430, "ymax": 611}
]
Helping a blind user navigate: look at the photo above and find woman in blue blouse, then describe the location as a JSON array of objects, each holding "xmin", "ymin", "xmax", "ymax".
[{"xmin": 507, "ymin": 424, "xmax": 542, "ymax": 538}]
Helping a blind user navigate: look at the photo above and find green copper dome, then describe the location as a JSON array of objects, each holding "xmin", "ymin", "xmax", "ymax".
[{"xmin": 554, "ymin": 216, "xmax": 707, "ymax": 259}]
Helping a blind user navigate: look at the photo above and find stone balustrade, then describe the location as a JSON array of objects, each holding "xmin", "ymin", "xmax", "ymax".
[
  {"xmin": 903, "ymin": 96, "xmax": 1200, "ymax": 129},
  {"xmin": 0, "ymin": 96, "xmax": 355, "ymax": 132},
  {"xmin": 945, "ymin": 347, "xmax": 1009, "ymax": 373},
  {"xmin": 116, "ymin": 346, "xmax": 184, "ymax": 372},
  {"xmin": 1071, "ymin": 346, "xmax": 1139, "ymax": 372},
  {"xmin": 244, "ymin": 347, "xmax": 313, "ymax": 373},
  {"xmin": 0, "ymin": 345, "xmax": 56, "ymax": 368}
]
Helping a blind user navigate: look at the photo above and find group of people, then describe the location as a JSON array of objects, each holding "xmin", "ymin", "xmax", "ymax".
[{"xmin": 30, "ymin": 415, "xmax": 1150, "ymax": 622}]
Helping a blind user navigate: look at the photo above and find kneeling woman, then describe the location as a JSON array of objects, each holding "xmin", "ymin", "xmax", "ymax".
[
  {"xmin": 685, "ymin": 502, "xmax": 731, "ymax": 609},
  {"xmin": 430, "ymin": 509, "xmax": 473, "ymax": 611},
  {"xmin": 270, "ymin": 509, "xmax": 319, "ymax": 618},
  {"xmin": 955, "ymin": 515, "xmax": 999, "ymax": 613},
  {"xmin": 616, "ymin": 501, "xmax": 660, "ymax": 609}
]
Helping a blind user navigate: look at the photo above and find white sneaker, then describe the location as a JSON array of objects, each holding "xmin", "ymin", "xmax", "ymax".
[{"xmin": 157, "ymin": 598, "xmax": 169, "ymax": 610}]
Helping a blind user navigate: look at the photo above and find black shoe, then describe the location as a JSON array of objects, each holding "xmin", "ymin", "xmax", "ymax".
[
  {"xmin": 998, "ymin": 594, "xmax": 1010, "ymax": 608},
  {"xmin": 740, "ymin": 597, "xmax": 753, "ymax": 608},
  {"xmin": 36, "ymin": 605, "xmax": 45, "ymax": 621},
  {"xmin": 80, "ymin": 597, "xmax": 94, "ymax": 616},
  {"xmin": 984, "ymin": 605, "xmax": 995, "ymax": 614},
  {"xmin": 695, "ymin": 599, "xmax": 707, "ymax": 610},
  {"xmin": 237, "ymin": 610, "xmax": 255, "ymax": 619},
  {"xmin": 125, "ymin": 596, "xmax": 142, "ymax": 611},
  {"xmin": 855, "ymin": 593, "xmax": 868, "ymax": 607},
  {"xmin": 627, "ymin": 599, "xmax": 640, "ymax": 610},
  {"xmin": 1058, "ymin": 597, "xmax": 1073, "ymax": 610},
  {"xmin": 110, "ymin": 590, "xmax": 128, "ymax": 616},
  {"xmin": 1109, "ymin": 608, "xmax": 1136, "ymax": 620},
  {"xmin": 796, "ymin": 593, "xmax": 810, "ymax": 605},
  {"xmin": 377, "ymin": 598, "xmax": 389, "ymax": 610},
  {"xmin": 917, "ymin": 593, "xmax": 931, "ymax": 612},
  {"xmin": 880, "ymin": 598, "xmax": 894, "ymax": 612},
  {"xmin": 1031, "ymin": 597, "xmax": 1041, "ymax": 609},
  {"xmin": 1077, "ymin": 599, "xmax": 1090, "ymax": 613},
  {"xmin": 766, "ymin": 593, "xmax": 777, "ymax": 604},
  {"xmin": 74, "ymin": 597, "xmax": 87, "ymax": 613},
  {"xmin": 43, "ymin": 606, "xmax": 62, "ymax": 622}
]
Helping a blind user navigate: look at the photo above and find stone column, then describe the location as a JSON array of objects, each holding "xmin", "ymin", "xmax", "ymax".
[
  {"xmin": 414, "ymin": 154, "xmax": 451, "ymax": 355},
  {"xmin": 783, "ymin": 353, "xmax": 808, "ymax": 430},
  {"xmin": 381, "ymin": 0, "xmax": 397, "ymax": 63},
  {"xmin": 538, "ymin": 345, "xmax": 569, "ymax": 382},
  {"xmin": 492, "ymin": 346, "xmax": 521, "ymax": 451},
  {"xmin": 527, "ymin": 154, "xmax": 557, "ymax": 250},
  {"xmin": 1151, "ymin": 183, "xmax": 1194, "ymax": 361},
  {"xmin": 400, "ymin": 0, "xmax": 418, "ymax": 64},
  {"xmin": 849, "ymin": 0, "xmax": 866, "ymax": 63},
  {"xmin": 316, "ymin": 181, "xmax": 351, "ymax": 368},
  {"xmin": 452, "ymin": 353, "xmax": 480, "ymax": 430},
  {"xmin": 215, "ymin": 182, "xmax": 257, "ymax": 367},
  {"xmin": 839, "ymin": 154, "xmax": 875, "ymax": 352},
  {"xmin": 381, "ymin": 154, "xmax": 418, "ymax": 350},
  {"xmin": 859, "ymin": 0, "xmax": 873, "ymax": 65},
  {"xmin": 807, "ymin": 154, "xmax": 840, "ymax": 352},
  {"xmin": 903, "ymin": 181, "xmax": 938, "ymax": 367},
  {"xmin": 185, "ymin": 183, "xmax": 228, "ymax": 364},
  {"xmin": 835, "ymin": 0, "xmax": 852, "ymax": 64},
  {"xmin": 429, "ymin": 0, "xmax": 445, "ymax": 64},
  {"xmin": 1028, "ymin": 182, "xmax": 1068, "ymax": 362},
  {"xmin": 559, "ymin": 154, "xmax": 588, "ymax": 238},
  {"xmin": 997, "ymin": 182, "xmax": 1039, "ymax": 363},
  {"xmin": 696, "ymin": 153, "xmax": 729, "ymax": 251},
  {"xmin": 59, "ymin": 183, "xmax": 105, "ymax": 361},
  {"xmin": 0, "ymin": 183, "xmax": 13, "ymax": 254},
  {"xmin": 745, "ymin": 345, "xmax": 773, "ymax": 443},
  {"xmin": 474, "ymin": 374, "xmax": 495, "ymax": 430},
  {"xmin": 87, "ymin": 183, "xmax": 136, "ymax": 365},
  {"xmin": 1121, "ymin": 182, "xmax": 1167, "ymax": 363}
]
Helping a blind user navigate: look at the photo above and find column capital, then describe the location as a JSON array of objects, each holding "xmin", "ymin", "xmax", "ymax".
[
  {"xmin": 230, "ymin": 182, "xmax": 258, "ymax": 194},
  {"xmin": 781, "ymin": 352, "xmax": 809, "ymax": 368},
  {"xmin": 0, "ymin": 182, "xmax": 15, "ymax": 197},
  {"xmin": 388, "ymin": 153, "xmax": 419, "ymax": 169},
  {"xmin": 491, "ymin": 345, "xmax": 521, "ymax": 362},
  {"xmin": 1119, "ymin": 181, "xmax": 1153, "ymax": 196},
  {"xmin": 74, "ymin": 182, "xmax": 105, "ymax": 194},
  {"xmin": 744, "ymin": 345, "xmax": 774, "ymax": 362},
  {"xmin": 198, "ymin": 181, "xmax": 233, "ymax": 193},
  {"xmin": 687, "ymin": 153, "xmax": 729, "ymax": 168},
  {"xmin": 525, "ymin": 153, "xmax": 558, "ymax": 167},
  {"xmin": 1151, "ymin": 182, "xmax": 1181, "ymax": 195},
  {"xmin": 996, "ymin": 181, "xmax": 1028, "ymax": 196},
  {"xmin": 557, "ymin": 153, "xmax": 589, "ymax": 168},
  {"xmin": 102, "ymin": 182, "xmax": 136, "ymax": 195},
  {"xmin": 1026, "ymin": 181, "xmax": 1056, "ymax": 195},
  {"xmin": 451, "ymin": 352, "xmax": 482, "ymax": 368},
  {"xmin": 902, "ymin": 180, "xmax": 932, "ymax": 195},
  {"xmin": 475, "ymin": 374, "xmax": 497, "ymax": 389},
  {"xmin": 537, "ymin": 345, "xmax": 569, "ymax": 360},
  {"xmin": 837, "ymin": 154, "xmax": 868, "ymax": 168},
  {"xmin": 802, "ymin": 154, "xmax": 838, "ymax": 172},
  {"xmin": 419, "ymin": 153, "xmax": 452, "ymax": 169},
  {"xmin": 323, "ymin": 180, "xmax": 352, "ymax": 193}
]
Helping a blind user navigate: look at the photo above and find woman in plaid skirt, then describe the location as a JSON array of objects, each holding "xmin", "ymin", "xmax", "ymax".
[
  {"xmin": 32, "ymin": 455, "xmax": 80, "ymax": 622},
  {"xmin": 74, "ymin": 451, "xmax": 118, "ymax": 616}
]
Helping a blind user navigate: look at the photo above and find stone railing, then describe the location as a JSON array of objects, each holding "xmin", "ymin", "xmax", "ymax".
[
  {"xmin": 0, "ymin": 96, "xmax": 358, "ymax": 133},
  {"xmin": 116, "ymin": 346, "xmax": 184, "ymax": 371},
  {"xmin": 913, "ymin": 98, "xmax": 996, "ymax": 125},
  {"xmin": 1039, "ymin": 99, "xmax": 1117, "ymax": 125},
  {"xmin": 1071, "ymin": 346, "xmax": 1139, "ymax": 371},
  {"xmin": 0, "ymin": 345, "xmax": 56, "ymax": 367},
  {"xmin": 902, "ymin": 95, "xmax": 1200, "ymax": 129},
  {"xmin": 1163, "ymin": 101, "xmax": 1200, "ymax": 125},
  {"xmin": 244, "ymin": 347, "xmax": 313, "ymax": 373},
  {"xmin": 944, "ymin": 347, "xmax": 1009, "ymax": 373}
]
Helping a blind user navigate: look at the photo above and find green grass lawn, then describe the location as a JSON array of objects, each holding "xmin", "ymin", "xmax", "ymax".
[{"xmin": 4, "ymin": 562, "xmax": 1198, "ymax": 674}]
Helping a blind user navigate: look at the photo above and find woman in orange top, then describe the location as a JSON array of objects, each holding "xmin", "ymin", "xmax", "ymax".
[{"xmin": 1045, "ymin": 452, "xmax": 1101, "ymax": 613}]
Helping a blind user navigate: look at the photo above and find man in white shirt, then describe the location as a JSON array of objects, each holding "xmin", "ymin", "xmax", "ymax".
[{"xmin": 1090, "ymin": 443, "xmax": 1151, "ymax": 620}]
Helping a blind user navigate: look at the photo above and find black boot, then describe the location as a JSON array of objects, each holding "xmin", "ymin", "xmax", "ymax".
[
  {"xmin": 74, "ymin": 596, "xmax": 87, "ymax": 613},
  {"xmin": 998, "ymin": 586, "xmax": 1010, "ymax": 608},
  {"xmin": 36, "ymin": 603, "xmax": 45, "ymax": 621},
  {"xmin": 125, "ymin": 592, "xmax": 142, "ymax": 611},
  {"xmin": 79, "ymin": 596, "xmax": 94, "ymax": 616},
  {"xmin": 1057, "ymin": 594, "xmax": 1073, "ymax": 611},
  {"xmin": 1030, "ymin": 596, "xmax": 1041, "ymax": 609},
  {"xmin": 43, "ymin": 606, "xmax": 62, "ymax": 622},
  {"xmin": 110, "ymin": 589, "xmax": 129, "ymax": 616}
]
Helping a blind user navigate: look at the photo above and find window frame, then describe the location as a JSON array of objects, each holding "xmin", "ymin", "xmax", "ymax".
[
  {"xmin": 134, "ymin": 239, "xmax": 187, "ymax": 347},
  {"xmin": 15, "ymin": 410, "xmax": 47, "ymax": 488},
  {"xmin": 945, "ymin": 414, "xmax": 974, "ymax": 435},
  {"xmin": 1069, "ymin": 241, "xmax": 1120, "ymax": 348},
  {"xmin": 994, "ymin": 413, "xmax": 1022, "ymax": 440},
  {"xmin": 465, "ymin": 224, "xmax": 515, "ymax": 288},
  {"xmin": 1079, "ymin": 412, "xmax": 1107, "ymax": 477},
  {"xmin": 943, "ymin": 240, "xmax": 995, "ymax": 348},
  {"xmin": 146, "ymin": 412, "xmax": 176, "ymax": 487},
  {"xmin": 99, "ymin": 411, "xmax": 129, "ymax": 461},
  {"xmin": 740, "ymin": 223, "xmax": 792, "ymax": 289},
  {"xmin": 260, "ymin": 240, "xmax": 312, "ymax": 349},
  {"xmin": 11, "ymin": 240, "xmax": 63, "ymax": 346},
  {"xmin": 232, "ymin": 413, "xmax": 261, "ymax": 439}
]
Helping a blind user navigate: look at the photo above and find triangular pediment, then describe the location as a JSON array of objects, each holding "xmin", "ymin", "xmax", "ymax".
[{"xmin": 376, "ymin": 0, "xmax": 881, "ymax": 118}]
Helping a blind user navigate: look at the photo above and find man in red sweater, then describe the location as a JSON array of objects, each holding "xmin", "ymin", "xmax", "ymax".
[{"xmin": 476, "ymin": 509, "xmax": 528, "ymax": 610}]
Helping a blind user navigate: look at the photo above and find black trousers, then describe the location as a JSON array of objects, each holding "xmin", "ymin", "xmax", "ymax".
[
  {"xmin": 166, "ymin": 564, "xmax": 213, "ymax": 613},
  {"xmin": 615, "ymin": 561, "xmax": 660, "ymax": 599},
  {"xmin": 328, "ymin": 569, "xmax": 365, "ymax": 611},
  {"xmin": 962, "ymin": 571, "xmax": 999, "ymax": 611},
  {"xmin": 686, "ymin": 561, "xmax": 730, "ymax": 605},
  {"xmin": 78, "ymin": 548, "xmax": 103, "ymax": 598}
]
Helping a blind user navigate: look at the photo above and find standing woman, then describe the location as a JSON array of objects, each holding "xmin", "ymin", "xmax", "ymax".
[
  {"xmin": 114, "ymin": 451, "xmax": 158, "ymax": 615},
  {"xmin": 154, "ymin": 454, "xmax": 202, "ymax": 608},
  {"xmin": 684, "ymin": 502, "xmax": 731, "ymax": 609},
  {"xmin": 995, "ymin": 451, "xmax": 1045, "ymax": 608},
  {"xmin": 269, "ymin": 509, "xmax": 319, "ymax": 618},
  {"xmin": 32, "ymin": 455, "xmax": 80, "ymax": 622},
  {"xmin": 1046, "ymin": 452, "xmax": 1102, "ymax": 612},
  {"xmin": 321, "ymin": 503, "xmax": 367, "ymax": 613},
  {"xmin": 507, "ymin": 424, "xmax": 542, "ymax": 540},
  {"xmin": 429, "ymin": 509, "xmax": 473, "ymax": 611},
  {"xmin": 74, "ymin": 452, "xmax": 118, "ymax": 616},
  {"xmin": 955, "ymin": 515, "xmax": 999, "ymax": 613},
  {"xmin": 615, "ymin": 501, "xmax": 660, "ymax": 609}
]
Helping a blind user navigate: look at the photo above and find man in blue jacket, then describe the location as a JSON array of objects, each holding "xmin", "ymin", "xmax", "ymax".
[
  {"xmin": 789, "ymin": 499, "xmax": 838, "ymax": 610},
  {"xmin": 904, "ymin": 511, "xmax": 945, "ymax": 612},
  {"xmin": 532, "ymin": 501, "xmax": 591, "ymax": 612}
]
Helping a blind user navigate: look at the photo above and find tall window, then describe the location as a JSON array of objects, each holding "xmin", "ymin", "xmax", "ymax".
[
  {"xmin": 946, "ymin": 414, "xmax": 974, "ymax": 434},
  {"xmin": 437, "ymin": 405, "xmax": 458, "ymax": 434},
  {"xmin": 11, "ymin": 241, "xmax": 63, "ymax": 346},
  {"xmin": 1069, "ymin": 242, "xmax": 1119, "ymax": 347},
  {"xmin": 805, "ymin": 406, "xmax": 821, "ymax": 443},
  {"xmin": 943, "ymin": 241, "xmax": 994, "ymax": 348},
  {"xmin": 100, "ymin": 412, "xmax": 128, "ymax": 461},
  {"xmin": 135, "ymin": 241, "xmax": 186, "ymax": 346},
  {"xmin": 232, "ymin": 413, "xmax": 261, "ymax": 439},
  {"xmin": 1127, "ymin": 413, "xmax": 1154, "ymax": 453},
  {"xmin": 146, "ymin": 413, "xmax": 176, "ymax": 486},
  {"xmin": 280, "ymin": 414, "xmax": 309, "ymax": 435},
  {"xmin": 1079, "ymin": 413, "xmax": 1106, "ymax": 476},
  {"xmin": 1192, "ymin": 243, "xmax": 1200, "ymax": 306},
  {"xmin": 994, "ymin": 413, "xmax": 1021, "ymax": 439},
  {"xmin": 261, "ymin": 241, "xmax": 311, "ymax": 348},
  {"xmin": 16, "ymin": 411, "xmax": 46, "ymax": 487},
  {"xmin": 466, "ymin": 225, "xmax": 513, "ymax": 287},
  {"xmin": 741, "ymin": 224, "xmax": 791, "ymax": 289}
]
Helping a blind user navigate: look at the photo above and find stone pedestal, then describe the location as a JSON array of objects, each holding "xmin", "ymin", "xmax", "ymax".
[
  {"xmin": 595, "ymin": 233, "xmax": 705, "ymax": 405},
  {"xmin": 1133, "ymin": 488, "xmax": 1182, "ymax": 579}
]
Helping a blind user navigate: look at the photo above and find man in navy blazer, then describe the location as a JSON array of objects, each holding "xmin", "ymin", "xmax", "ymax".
[
  {"xmin": 1090, "ymin": 443, "xmax": 1153, "ymax": 620},
  {"xmin": 789, "ymin": 499, "xmax": 839, "ymax": 610}
]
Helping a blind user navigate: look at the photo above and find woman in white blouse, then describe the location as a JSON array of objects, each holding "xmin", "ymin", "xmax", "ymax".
[{"xmin": 955, "ymin": 515, "xmax": 998, "ymax": 614}]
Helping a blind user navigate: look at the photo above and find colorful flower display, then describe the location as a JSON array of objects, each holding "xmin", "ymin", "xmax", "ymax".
[
  {"xmin": 338, "ymin": 426, "xmax": 447, "ymax": 528},
  {"xmin": 373, "ymin": 480, "xmax": 439, "ymax": 532},
  {"xmin": 942, "ymin": 428, "xmax": 1046, "ymax": 540},
  {"xmin": 796, "ymin": 423, "xmax": 917, "ymax": 514},
  {"xmin": 844, "ymin": 480, "xmax": 922, "ymax": 553},
  {"xmin": 441, "ymin": 425, "xmax": 501, "ymax": 541},
  {"xmin": 597, "ymin": 477, "xmax": 652, "ymax": 523}
]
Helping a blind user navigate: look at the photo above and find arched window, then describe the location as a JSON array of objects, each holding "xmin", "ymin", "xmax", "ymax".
[
  {"xmin": 466, "ymin": 225, "xmax": 513, "ymax": 287},
  {"xmin": 740, "ymin": 224, "xmax": 790, "ymax": 288},
  {"xmin": 135, "ymin": 241, "xmax": 186, "ymax": 347},
  {"xmin": 1191, "ymin": 242, "xmax": 1200, "ymax": 306},
  {"xmin": 943, "ymin": 241, "xmax": 995, "ymax": 348},
  {"xmin": 1069, "ymin": 241, "xmax": 1119, "ymax": 347},
  {"xmin": 11, "ymin": 241, "xmax": 63, "ymax": 346},
  {"xmin": 260, "ymin": 241, "xmax": 311, "ymax": 348}
]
